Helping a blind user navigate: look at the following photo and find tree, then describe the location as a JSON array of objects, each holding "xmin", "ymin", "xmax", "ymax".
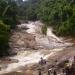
[
  {"xmin": 38, "ymin": 0, "xmax": 75, "ymax": 36},
  {"xmin": 0, "ymin": 0, "xmax": 18, "ymax": 56},
  {"xmin": 0, "ymin": 21, "xmax": 10, "ymax": 56}
]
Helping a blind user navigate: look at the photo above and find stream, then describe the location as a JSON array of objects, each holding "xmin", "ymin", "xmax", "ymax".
[{"xmin": 0, "ymin": 21, "xmax": 74, "ymax": 75}]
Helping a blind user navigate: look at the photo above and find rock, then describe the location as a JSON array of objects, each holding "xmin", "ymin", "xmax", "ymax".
[
  {"xmin": 57, "ymin": 59, "xmax": 69, "ymax": 68},
  {"xmin": 9, "ymin": 31, "xmax": 37, "ymax": 51},
  {"xmin": 8, "ymin": 51, "xmax": 17, "ymax": 56},
  {"xmin": 25, "ymin": 70, "xmax": 33, "ymax": 75}
]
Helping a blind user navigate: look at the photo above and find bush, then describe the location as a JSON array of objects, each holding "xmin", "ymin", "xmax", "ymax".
[
  {"xmin": 41, "ymin": 25, "xmax": 47, "ymax": 35},
  {"xmin": 0, "ymin": 20, "xmax": 10, "ymax": 56}
]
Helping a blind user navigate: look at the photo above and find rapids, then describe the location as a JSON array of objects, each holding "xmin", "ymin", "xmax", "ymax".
[{"xmin": 0, "ymin": 21, "xmax": 73, "ymax": 74}]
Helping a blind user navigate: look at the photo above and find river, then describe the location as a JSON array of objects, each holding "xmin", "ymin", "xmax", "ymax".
[{"xmin": 0, "ymin": 21, "xmax": 74, "ymax": 75}]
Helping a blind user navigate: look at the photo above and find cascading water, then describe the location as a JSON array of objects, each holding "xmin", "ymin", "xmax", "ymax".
[{"xmin": 0, "ymin": 21, "xmax": 73, "ymax": 74}]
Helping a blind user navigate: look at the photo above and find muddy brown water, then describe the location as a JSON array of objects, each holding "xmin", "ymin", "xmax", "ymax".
[
  {"xmin": 0, "ymin": 21, "xmax": 75, "ymax": 75},
  {"xmin": 1, "ymin": 46, "xmax": 75, "ymax": 75}
]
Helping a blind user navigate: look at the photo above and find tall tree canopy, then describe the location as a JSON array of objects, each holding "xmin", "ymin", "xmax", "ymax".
[
  {"xmin": 17, "ymin": 0, "xmax": 40, "ymax": 20},
  {"xmin": 0, "ymin": 0, "xmax": 18, "ymax": 56},
  {"xmin": 38, "ymin": 0, "xmax": 75, "ymax": 36}
]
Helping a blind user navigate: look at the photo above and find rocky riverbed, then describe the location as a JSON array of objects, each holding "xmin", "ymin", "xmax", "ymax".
[{"xmin": 0, "ymin": 21, "xmax": 74, "ymax": 75}]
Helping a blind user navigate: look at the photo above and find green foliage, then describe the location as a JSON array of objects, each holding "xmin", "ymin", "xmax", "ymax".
[
  {"xmin": 0, "ymin": 21, "xmax": 10, "ymax": 56},
  {"xmin": 38, "ymin": 0, "xmax": 75, "ymax": 36},
  {"xmin": 41, "ymin": 25, "xmax": 47, "ymax": 35},
  {"xmin": 0, "ymin": 0, "xmax": 18, "ymax": 56},
  {"xmin": 0, "ymin": 0, "xmax": 18, "ymax": 29},
  {"xmin": 17, "ymin": 0, "xmax": 40, "ymax": 21}
]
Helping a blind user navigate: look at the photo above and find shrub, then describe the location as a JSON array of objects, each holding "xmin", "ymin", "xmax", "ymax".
[
  {"xmin": 0, "ymin": 20, "xmax": 10, "ymax": 56},
  {"xmin": 41, "ymin": 25, "xmax": 47, "ymax": 35}
]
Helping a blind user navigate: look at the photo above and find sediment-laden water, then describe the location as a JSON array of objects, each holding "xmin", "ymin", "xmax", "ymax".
[{"xmin": 0, "ymin": 21, "xmax": 74, "ymax": 75}]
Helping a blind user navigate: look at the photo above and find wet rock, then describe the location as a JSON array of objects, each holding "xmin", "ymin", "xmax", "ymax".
[
  {"xmin": 8, "ymin": 51, "xmax": 17, "ymax": 56},
  {"xmin": 9, "ymin": 31, "xmax": 37, "ymax": 52},
  {"xmin": 57, "ymin": 59, "xmax": 69, "ymax": 68}
]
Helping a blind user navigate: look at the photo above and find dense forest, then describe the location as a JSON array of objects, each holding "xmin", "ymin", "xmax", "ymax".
[
  {"xmin": 38, "ymin": 0, "xmax": 75, "ymax": 36},
  {"xmin": 0, "ymin": 0, "xmax": 75, "ymax": 56}
]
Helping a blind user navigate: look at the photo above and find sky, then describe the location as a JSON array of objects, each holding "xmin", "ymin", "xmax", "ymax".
[{"xmin": 23, "ymin": 0, "xmax": 27, "ymax": 1}]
